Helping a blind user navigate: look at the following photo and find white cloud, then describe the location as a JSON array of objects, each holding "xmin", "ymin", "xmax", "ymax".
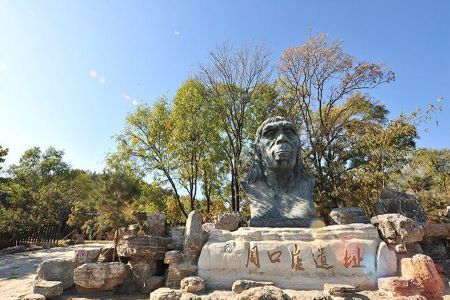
[
  {"xmin": 0, "ymin": 63, "xmax": 7, "ymax": 72},
  {"xmin": 121, "ymin": 92, "xmax": 131, "ymax": 101},
  {"xmin": 132, "ymin": 99, "xmax": 139, "ymax": 106},
  {"xmin": 174, "ymin": 30, "xmax": 180, "ymax": 36},
  {"xmin": 99, "ymin": 76, "xmax": 106, "ymax": 84},
  {"xmin": 89, "ymin": 70, "xmax": 97, "ymax": 78}
]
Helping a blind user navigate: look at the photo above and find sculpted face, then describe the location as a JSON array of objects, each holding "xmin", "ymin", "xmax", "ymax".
[{"xmin": 259, "ymin": 120, "xmax": 300, "ymax": 170}]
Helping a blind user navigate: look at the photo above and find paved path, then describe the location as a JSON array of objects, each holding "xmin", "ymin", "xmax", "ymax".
[{"xmin": 0, "ymin": 243, "xmax": 109, "ymax": 300}]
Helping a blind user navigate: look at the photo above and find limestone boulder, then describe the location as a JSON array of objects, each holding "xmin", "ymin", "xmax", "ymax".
[
  {"xmin": 180, "ymin": 276, "xmax": 205, "ymax": 293},
  {"xmin": 73, "ymin": 262, "xmax": 128, "ymax": 292},
  {"xmin": 371, "ymin": 214, "xmax": 424, "ymax": 245},
  {"xmin": 23, "ymin": 294, "xmax": 46, "ymax": 300},
  {"xmin": 198, "ymin": 224, "xmax": 393, "ymax": 290},
  {"xmin": 128, "ymin": 257, "xmax": 158, "ymax": 292},
  {"xmin": 184, "ymin": 210, "xmax": 203, "ymax": 262},
  {"xmin": 378, "ymin": 276, "xmax": 424, "ymax": 297},
  {"xmin": 146, "ymin": 213, "xmax": 167, "ymax": 236},
  {"xmin": 232, "ymin": 279, "xmax": 274, "ymax": 294},
  {"xmin": 215, "ymin": 212, "xmax": 240, "ymax": 231},
  {"xmin": 150, "ymin": 287, "xmax": 182, "ymax": 300},
  {"xmin": 165, "ymin": 262, "xmax": 198, "ymax": 289},
  {"xmin": 329, "ymin": 207, "xmax": 370, "ymax": 225},
  {"xmin": 74, "ymin": 248, "xmax": 100, "ymax": 264},
  {"xmin": 376, "ymin": 241, "xmax": 397, "ymax": 278},
  {"xmin": 422, "ymin": 223, "xmax": 450, "ymax": 239},
  {"xmin": 323, "ymin": 283, "xmax": 356, "ymax": 296},
  {"xmin": 401, "ymin": 254, "xmax": 444, "ymax": 298},
  {"xmin": 35, "ymin": 258, "xmax": 78, "ymax": 289},
  {"xmin": 239, "ymin": 286, "xmax": 290, "ymax": 300},
  {"xmin": 33, "ymin": 280, "xmax": 63, "ymax": 298},
  {"xmin": 164, "ymin": 250, "xmax": 184, "ymax": 265},
  {"xmin": 168, "ymin": 226, "xmax": 185, "ymax": 250},
  {"xmin": 117, "ymin": 235, "xmax": 171, "ymax": 259},
  {"xmin": 375, "ymin": 189, "xmax": 427, "ymax": 222},
  {"xmin": 146, "ymin": 276, "xmax": 165, "ymax": 293}
]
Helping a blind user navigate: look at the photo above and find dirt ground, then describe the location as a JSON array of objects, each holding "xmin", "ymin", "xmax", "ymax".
[{"xmin": 0, "ymin": 243, "xmax": 112, "ymax": 300}]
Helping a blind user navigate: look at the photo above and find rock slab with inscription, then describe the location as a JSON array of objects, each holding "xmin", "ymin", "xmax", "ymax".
[{"xmin": 198, "ymin": 224, "xmax": 396, "ymax": 290}]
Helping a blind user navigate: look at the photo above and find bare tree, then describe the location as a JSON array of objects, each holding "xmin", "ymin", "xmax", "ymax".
[{"xmin": 199, "ymin": 43, "xmax": 272, "ymax": 212}]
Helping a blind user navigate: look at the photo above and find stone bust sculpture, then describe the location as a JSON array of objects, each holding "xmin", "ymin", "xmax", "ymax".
[{"xmin": 241, "ymin": 116, "xmax": 319, "ymax": 227}]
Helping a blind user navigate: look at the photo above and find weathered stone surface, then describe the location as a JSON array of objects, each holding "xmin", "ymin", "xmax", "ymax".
[
  {"xmin": 239, "ymin": 285, "xmax": 290, "ymax": 300},
  {"xmin": 422, "ymin": 223, "xmax": 450, "ymax": 239},
  {"xmin": 376, "ymin": 241, "xmax": 397, "ymax": 278},
  {"xmin": 375, "ymin": 189, "xmax": 427, "ymax": 222},
  {"xmin": 73, "ymin": 262, "xmax": 128, "ymax": 292},
  {"xmin": 97, "ymin": 246, "xmax": 118, "ymax": 262},
  {"xmin": 401, "ymin": 254, "xmax": 444, "ymax": 298},
  {"xmin": 447, "ymin": 206, "xmax": 450, "ymax": 218},
  {"xmin": 241, "ymin": 117, "xmax": 317, "ymax": 228},
  {"xmin": 168, "ymin": 227, "xmax": 185, "ymax": 250},
  {"xmin": 74, "ymin": 248, "xmax": 100, "ymax": 264},
  {"xmin": 150, "ymin": 287, "xmax": 182, "ymax": 300},
  {"xmin": 181, "ymin": 293, "xmax": 202, "ymax": 300},
  {"xmin": 33, "ymin": 280, "xmax": 63, "ymax": 298},
  {"xmin": 146, "ymin": 276, "xmax": 165, "ymax": 293},
  {"xmin": 128, "ymin": 257, "xmax": 157, "ymax": 292},
  {"xmin": 371, "ymin": 214, "xmax": 424, "ymax": 244},
  {"xmin": 421, "ymin": 239, "xmax": 448, "ymax": 261},
  {"xmin": 36, "ymin": 258, "xmax": 78, "ymax": 289},
  {"xmin": 378, "ymin": 276, "xmax": 424, "ymax": 297},
  {"xmin": 232, "ymin": 279, "xmax": 274, "ymax": 294},
  {"xmin": 215, "ymin": 212, "xmax": 240, "ymax": 231},
  {"xmin": 202, "ymin": 222, "xmax": 215, "ymax": 232},
  {"xmin": 199, "ymin": 291, "xmax": 237, "ymax": 299},
  {"xmin": 199, "ymin": 224, "xmax": 393, "ymax": 290},
  {"xmin": 180, "ymin": 276, "xmax": 205, "ymax": 293},
  {"xmin": 117, "ymin": 235, "xmax": 171, "ymax": 259},
  {"xmin": 329, "ymin": 207, "xmax": 370, "ymax": 225},
  {"xmin": 165, "ymin": 250, "xmax": 184, "ymax": 264},
  {"xmin": 166, "ymin": 262, "xmax": 198, "ymax": 289},
  {"xmin": 184, "ymin": 210, "xmax": 203, "ymax": 262},
  {"xmin": 23, "ymin": 294, "xmax": 46, "ymax": 300},
  {"xmin": 323, "ymin": 283, "xmax": 356, "ymax": 296},
  {"xmin": 146, "ymin": 213, "xmax": 167, "ymax": 236}
]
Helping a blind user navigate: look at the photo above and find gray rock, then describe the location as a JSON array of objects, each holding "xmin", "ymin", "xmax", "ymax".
[
  {"xmin": 73, "ymin": 262, "xmax": 128, "ymax": 292},
  {"xmin": 421, "ymin": 239, "xmax": 448, "ymax": 261},
  {"xmin": 128, "ymin": 258, "xmax": 158, "ymax": 292},
  {"xmin": 375, "ymin": 189, "xmax": 427, "ymax": 222},
  {"xmin": 33, "ymin": 280, "xmax": 63, "ymax": 298},
  {"xmin": 323, "ymin": 283, "xmax": 356, "ymax": 296},
  {"xmin": 231, "ymin": 279, "xmax": 274, "ymax": 294},
  {"xmin": 241, "ymin": 116, "xmax": 317, "ymax": 228},
  {"xmin": 36, "ymin": 258, "xmax": 78, "ymax": 289},
  {"xmin": 97, "ymin": 246, "xmax": 118, "ymax": 262},
  {"xmin": 145, "ymin": 276, "xmax": 165, "ymax": 293},
  {"xmin": 165, "ymin": 262, "xmax": 198, "ymax": 289},
  {"xmin": 74, "ymin": 248, "xmax": 100, "ymax": 264},
  {"xmin": 215, "ymin": 212, "xmax": 240, "ymax": 231},
  {"xmin": 146, "ymin": 213, "xmax": 167, "ymax": 236},
  {"xmin": 168, "ymin": 226, "xmax": 185, "ymax": 250},
  {"xmin": 150, "ymin": 287, "xmax": 182, "ymax": 300},
  {"xmin": 329, "ymin": 207, "xmax": 369, "ymax": 224},
  {"xmin": 164, "ymin": 250, "xmax": 184, "ymax": 264},
  {"xmin": 117, "ymin": 235, "xmax": 171, "ymax": 259},
  {"xmin": 180, "ymin": 276, "xmax": 205, "ymax": 293},
  {"xmin": 371, "ymin": 213, "xmax": 424, "ymax": 244},
  {"xmin": 239, "ymin": 285, "xmax": 290, "ymax": 300},
  {"xmin": 184, "ymin": 210, "xmax": 203, "ymax": 262}
]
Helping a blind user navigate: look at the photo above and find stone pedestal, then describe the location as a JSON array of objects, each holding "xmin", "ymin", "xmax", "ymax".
[
  {"xmin": 249, "ymin": 217, "xmax": 324, "ymax": 228},
  {"xmin": 198, "ymin": 224, "xmax": 396, "ymax": 290}
]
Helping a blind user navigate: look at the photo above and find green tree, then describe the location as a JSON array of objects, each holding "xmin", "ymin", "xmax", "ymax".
[
  {"xmin": 0, "ymin": 145, "xmax": 7, "ymax": 173},
  {"xmin": 277, "ymin": 33, "xmax": 398, "ymax": 215}
]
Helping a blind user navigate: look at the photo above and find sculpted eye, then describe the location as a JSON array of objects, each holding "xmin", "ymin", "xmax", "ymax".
[{"xmin": 263, "ymin": 129, "xmax": 275, "ymax": 138}]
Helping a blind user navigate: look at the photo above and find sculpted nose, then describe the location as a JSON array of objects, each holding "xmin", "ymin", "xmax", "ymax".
[{"xmin": 275, "ymin": 131, "xmax": 288, "ymax": 144}]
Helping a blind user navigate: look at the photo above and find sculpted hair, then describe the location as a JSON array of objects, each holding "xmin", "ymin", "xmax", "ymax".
[{"xmin": 244, "ymin": 116, "xmax": 313, "ymax": 187}]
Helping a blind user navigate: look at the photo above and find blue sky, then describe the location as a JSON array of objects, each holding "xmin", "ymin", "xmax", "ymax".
[{"xmin": 0, "ymin": 0, "xmax": 449, "ymax": 171}]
